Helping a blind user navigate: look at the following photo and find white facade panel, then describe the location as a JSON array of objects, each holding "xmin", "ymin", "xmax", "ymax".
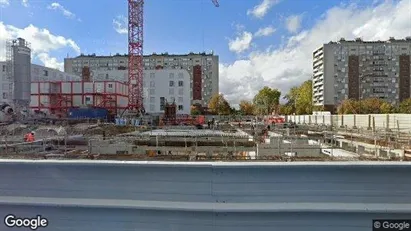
[
  {"xmin": 72, "ymin": 95, "xmax": 82, "ymax": 106},
  {"xmin": 84, "ymin": 83, "xmax": 93, "ymax": 93},
  {"xmin": 95, "ymin": 82, "xmax": 104, "ymax": 93},
  {"xmin": 39, "ymin": 83, "xmax": 50, "ymax": 94},
  {"xmin": 72, "ymin": 82, "xmax": 82, "ymax": 93},
  {"xmin": 30, "ymin": 95, "xmax": 38, "ymax": 107},
  {"xmin": 61, "ymin": 82, "xmax": 71, "ymax": 94},
  {"xmin": 31, "ymin": 83, "xmax": 38, "ymax": 94}
]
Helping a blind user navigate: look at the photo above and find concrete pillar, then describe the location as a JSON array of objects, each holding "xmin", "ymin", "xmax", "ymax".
[
  {"xmin": 340, "ymin": 115, "xmax": 344, "ymax": 128},
  {"xmin": 367, "ymin": 115, "xmax": 371, "ymax": 130},
  {"xmin": 353, "ymin": 115, "xmax": 357, "ymax": 129},
  {"xmin": 386, "ymin": 114, "xmax": 390, "ymax": 131},
  {"xmin": 323, "ymin": 115, "xmax": 325, "ymax": 125}
]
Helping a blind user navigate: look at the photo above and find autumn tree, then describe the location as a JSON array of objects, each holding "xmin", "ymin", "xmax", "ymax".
[
  {"xmin": 337, "ymin": 99, "xmax": 360, "ymax": 114},
  {"xmin": 208, "ymin": 93, "xmax": 231, "ymax": 115},
  {"xmin": 253, "ymin": 87, "xmax": 281, "ymax": 115},
  {"xmin": 239, "ymin": 100, "xmax": 255, "ymax": 115},
  {"xmin": 398, "ymin": 98, "xmax": 411, "ymax": 113},
  {"xmin": 380, "ymin": 101, "xmax": 394, "ymax": 114}
]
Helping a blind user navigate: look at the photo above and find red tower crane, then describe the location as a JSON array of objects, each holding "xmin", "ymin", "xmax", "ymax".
[{"xmin": 127, "ymin": 0, "xmax": 219, "ymax": 115}]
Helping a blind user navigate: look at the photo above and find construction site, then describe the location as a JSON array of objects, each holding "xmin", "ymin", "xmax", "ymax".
[
  {"xmin": 1, "ymin": 113, "xmax": 411, "ymax": 162},
  {"xmin": 1, "ymin": 0, "xmax": 411, "ymax": 163}
]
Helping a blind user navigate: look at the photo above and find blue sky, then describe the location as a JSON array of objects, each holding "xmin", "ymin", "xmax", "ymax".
[
  {"xmin": 0, "ymin": 0, "xmax": 410, "ymax": 103},
  {"xmin": 1, "ymin": 0, "xmax": 376, "ymax": 63}
]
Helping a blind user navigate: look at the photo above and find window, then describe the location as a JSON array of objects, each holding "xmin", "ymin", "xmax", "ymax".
[
  {"xmin": 108, "ymin": 83, "xmax": 113, "ymax": 88},
  {"xmin": 169, "ymin": 73, "xmax": 174, "ymax": 78},
  {"xmin": 178, "ymin": 97, "xmax": 183, "ymax": 103},
  {"xmin": 150, "ymin": 73, "xmax": 155, "ymax": 78},
  {"xmin": 150, "ymin": 81, "xmax": 155, "ymax": 87},
  {"xmin": 2, "ymin": 65, "xmax": 5, "ymax": 72},
  {"xmin": 178, "ymin": 73, "xmax": 183, "ymax": 78},
  {"xmin": 160, "ymin": 97, "xmax": 165, "ymax": 110},
  {"xmin": 178, "ymin": 105, "xmax": 184, "ymax": 110},
  {"xmin": 150, "ymin": 104, "xmax": 155, "ymax": 111},
  {"xmin": 169, "ymin": 88, "xmax": 174, "ymax": 95},
  {"xmin": 2, "ymin": 93, "xmax": 7, "ymax": 99},
  {"xmin": 43, "ymin": 70, "xmax": 48, "ymax": 76},
  {"xmin": 169, "ymin": 81, "xmax": 174, "ymax": 87},
  {"xmin": 178, "ymin": 88, "xmax": 184, "ymax": 95},
  {"xmin": 150, "ymin": 89, "xmax": 155, "ymax": 95},
  {"xmin": 85, "ymin": 96, "xmax": 91, "ymax": 104},
  {"xmin": 150, "ymin": 97, "xmax": 155, "ymax": 103},
  {"xmin": 178, "ymin": 81, "xmax": 184, "ymax": 87},
  {"xmin": 170, "ymin": 97, "xmax": 175, "ymax": 102}
]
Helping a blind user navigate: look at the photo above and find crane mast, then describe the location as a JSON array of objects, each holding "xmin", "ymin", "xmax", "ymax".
[{"xmin": 127, "ymin": 0, "xmax": 219, "ymax": 114}]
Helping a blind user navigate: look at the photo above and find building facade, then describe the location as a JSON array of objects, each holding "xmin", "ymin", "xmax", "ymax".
[
  {"xmin": 30, "ymin": 81, "xmax": 128, "ymax": 116},
  {"xmin": 313, "ymin": 37, "xmax": 411, "ymax": 110},
  {"xmin": 143, "ymin": 69, "xmax": 191, "ymax": 115},
  {"xmin": 0, "ymin": 62, "xmax": 81, "ymax": 104},
  {"xmin": 63, "ymin": 52, "xmax": 219, "ymax": 106}
]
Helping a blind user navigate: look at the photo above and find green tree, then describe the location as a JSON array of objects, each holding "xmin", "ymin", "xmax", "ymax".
[
  {"xmin": 294, "ymin": 80, "xmax": 313, "ymax": 115},
  {"xmin": 208, "ymin": 93, "xmax": 232, "ymax": 115},
  {"xmin": 398, "ymin": 98, "xmax": 411, "ymax": 113},
  {"xmin": 279, "ymin": 104, "xmax": 294, "ymax": 115},
  {"xmin": 239, "ymin": 100, "xmax": 255, "ymax": 115},
  {"xmin": 253, "ymin": 87, "xmax": 281, "ymax": 115}
]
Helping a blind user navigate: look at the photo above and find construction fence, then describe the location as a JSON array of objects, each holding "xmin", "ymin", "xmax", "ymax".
[{"xmin": 286, "ymin": 114, "xmax": 411, "ymax": 132}]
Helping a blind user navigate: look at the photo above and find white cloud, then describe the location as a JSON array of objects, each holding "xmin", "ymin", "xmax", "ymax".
[
  {"xmin": 285, "ymin": 14, "xmax": 303, "ymax": 33},
  {"xmin": 228, "ymin": 32, "xmax": 253, "ymax": 54},
  {"xmin": 0, "ymin": 22, "xmax": 81, "ymax": 70},
  {"xmin": 247, "ymin": 0, "xmax": 281, "ymax": 19},
  {"xmin": 0, "ymin": 0, "xmax": 9, "ymax": 7},
  {"xmin": 220, "ymin": 0, "xmax": 411, "ymax": 104},
  {"xmin": 113, "ymin": 15, "xmax": 128, "ymax": 34},
  {"xmin": 47, "ymin": 2, "xmax": 80, "ymax": 21},
  {"xmin": 255, "ymin": 26, "xmax": 276, "ymax": 37},
  {"xmin": 22, "ymin": 0, "xmax": 28, "ymax": 7},
  {"xmin": 37, "ymin": 53, "xmax": 63, "ymax": 71}
]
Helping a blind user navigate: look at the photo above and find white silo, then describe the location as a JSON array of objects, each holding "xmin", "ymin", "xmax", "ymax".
[{"xmin": 11, "ymin": 38, "xmax": 31, "ymax": 110}]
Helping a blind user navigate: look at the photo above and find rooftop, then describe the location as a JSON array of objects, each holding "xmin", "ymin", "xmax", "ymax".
[{"xmin": 68, "ymin": 52, "xmax": 216, "ymax": 59}]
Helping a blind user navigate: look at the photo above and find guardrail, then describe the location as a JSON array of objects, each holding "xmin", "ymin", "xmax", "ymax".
[{"xmin": 0, "ymin": 160, "xmax": 410, "ymax": 231}]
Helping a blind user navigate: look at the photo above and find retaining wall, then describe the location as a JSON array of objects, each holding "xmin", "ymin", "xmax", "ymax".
[{"xmin": 0, "ymin": 160, "xmax": 411, "ymax": 231}]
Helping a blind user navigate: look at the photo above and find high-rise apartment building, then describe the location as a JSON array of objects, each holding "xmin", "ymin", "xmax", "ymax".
[
  {"xmin": 64, "ymin": 52, "xmax": 219, "ymax": 106},
  {"xmin": 313, "ymin": 37, "xmax": 411, "ymax": 111}
]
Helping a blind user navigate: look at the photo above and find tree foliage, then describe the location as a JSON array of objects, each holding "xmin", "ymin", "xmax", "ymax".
[
  {"xmin": 253, "ymin": 87, "xmax": 281, "ymax": 115},
  {"xmin": 281, "ymin": 80, "xmax": 313, "ymax": 115},
  {"xmin": 337, "ymin": 98, "xmax": 396, "ymax": 114},
  {"xmin": 398, "ymin": 98, "xmax": 411, "ymax": 113},
  {"xmin": 208, "ymin": 93, "xmax": 231, "ymax": 115},
  {"xmin": 239, "ymin": 100, "xmax": 255, "ymax": 115}
]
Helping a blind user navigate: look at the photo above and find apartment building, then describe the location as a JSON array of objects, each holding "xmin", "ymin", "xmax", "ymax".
[
  {"xmin": 64, "ymin": 52, "xmax": 219, "ymax": 106},
  {"xmin": 313, "ymin": 37, "xmax": 411, "ymax": 111}
]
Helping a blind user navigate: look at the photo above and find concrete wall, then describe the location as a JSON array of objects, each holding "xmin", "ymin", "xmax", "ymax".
[
  {"xmin": 287, "ymin": 114, "xmax": 411, "ymax": 131},
  {"xmin": 0, "ymin": 160, "xmax": 411, "ymax": 231}
]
